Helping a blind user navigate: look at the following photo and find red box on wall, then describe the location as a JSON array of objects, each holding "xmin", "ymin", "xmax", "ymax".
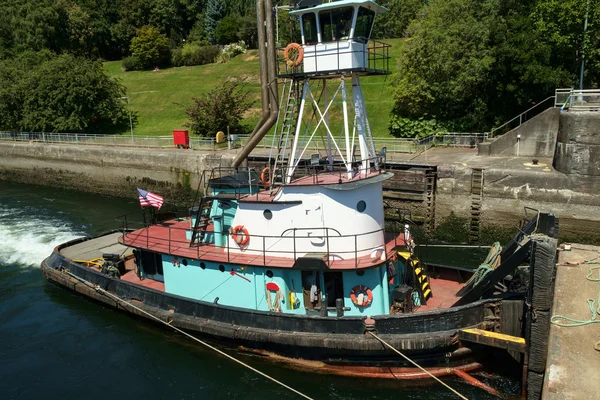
[{"xmin": 173, "ymin": 130, "xmax": 189, "ymax": 148}]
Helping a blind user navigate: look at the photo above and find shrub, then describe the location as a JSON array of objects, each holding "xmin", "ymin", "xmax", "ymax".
[
  {"xmin": 172, "ymin": 43, "xmax": 219, "ymax": 67},
  {"xmin": 388, "ymin": 115, "xmax": 445, "ymax": 138},
  {"xmin": 129, "ymin": 26, "xmax": 171, "ymax": 70},
  {"xmin": 184, "ymin": 79, "xmax": 254, "ymax": 137},
  {"xmin": 216, "ymin": 40, "xmax": 246, "ymax": 63},
  {"xmin": 121, "ymin": 56, "xmax": 143, "ymax": 71}
]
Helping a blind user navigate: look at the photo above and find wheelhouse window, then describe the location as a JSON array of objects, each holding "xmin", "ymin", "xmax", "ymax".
[
  {"xmin": 319, "ymin": 7, "xmax": 354, "ymax": 42},
  {"xmin": 354, "ymin": 7, "xmax": 375, "ymax": 42},
  {"xmin": 302, "ymin": 13, "xmax": 318, "ymax": 45}
]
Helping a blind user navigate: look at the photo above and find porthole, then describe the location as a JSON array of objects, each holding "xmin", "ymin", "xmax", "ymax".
[
  {"xmin": 263, "ymin": 209, "xmax": 273, "ymax": 220},
  {"xmin": 356, "ymin": 270, "xmax": 365, "ymax": 276},
  {"xmin": 357, "ymin": 200, "xmax": 366, "ymax": 213},
  {"xmin": 200, "ymin": 262, "xmax": 206, "ymax": 270},
  {"xmin": 266, "ymin": 270, "xmax": 274, "ymax": 278},
  {"xmin": 219, "ymin": 265, "xmax": 225, "ymax": 272},
  {"xmin": 182, "ymin": 259, "xmax": 188, "ymax": 266}
]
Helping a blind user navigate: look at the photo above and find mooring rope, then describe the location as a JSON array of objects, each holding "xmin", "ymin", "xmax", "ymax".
[
  {"xmin": 551, "ymin": 264, "xmax": 600, "ymax": 328},
  {"xmin": 367, "ymin": 332, "xmax": 469, "ymax": 400},
  {"xmin": 64, "ymin": 271, "xmax": 314, "ymax": 400}
]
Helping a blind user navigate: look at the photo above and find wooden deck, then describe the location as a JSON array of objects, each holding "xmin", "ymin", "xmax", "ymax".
[{"xmin": 119, "ymin": 220, "xmax": 406, "ymax": 270}]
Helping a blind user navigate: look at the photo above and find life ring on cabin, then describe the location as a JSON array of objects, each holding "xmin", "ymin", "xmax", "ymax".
[
  {"xmin": 230, "ymin": 225, "xmax": 250, "ymax": 246},
  {"xmin": 350, "ymin": 285, "xmax": 373, "ymax": 307},
  {"xmin": 284, "ymin": 43, "xmax": 304, "ymax": 67},
  {"xmin": 260, "ymin": 167, "xmax": 271, "ymax": 185}
]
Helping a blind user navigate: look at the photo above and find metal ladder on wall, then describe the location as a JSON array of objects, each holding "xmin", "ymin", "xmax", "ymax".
[
  {"xmin": 469, "ymin": 168, "xmax": 484, "ymax": 243},
  {"xmin": 424, "ymin": 168, "xmax": 437, "ymax": 236},
  {"xmin": 271, "ymin": 79, "xmax": 301, "ymax": 188}
]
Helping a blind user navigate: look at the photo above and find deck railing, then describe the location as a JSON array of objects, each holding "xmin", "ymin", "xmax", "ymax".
[{"xmin": 116, "ymin": 215, "xmax": 405, "ymax": 269}]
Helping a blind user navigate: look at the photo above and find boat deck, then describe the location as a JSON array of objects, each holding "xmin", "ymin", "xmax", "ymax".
[
  {"xmin": 119, "ymin": 219, "xmax": 405, "ymax": 270},
  {"xmin": 61, "ymin": 231, "xmax": 464, "ymax": 310}
]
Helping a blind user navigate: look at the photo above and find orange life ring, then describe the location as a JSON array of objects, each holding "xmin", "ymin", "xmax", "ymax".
[
  {"xmin": 350, "ymin": 285, "xmax": 373, "ymax": 307},
  {"xmin": 230, "ymin": 225, "xmax": 250, "ymax": 246},
  {"xmin": 283, "ymin": 43, "xmax": 304, "ymax": 67},
  {"xmin": 260, "ymin": 167, "xmax": 271, "ymax": 185}
]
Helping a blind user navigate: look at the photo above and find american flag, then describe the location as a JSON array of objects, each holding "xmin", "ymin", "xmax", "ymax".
[{"xmin": 137, "ymin": 188, "xmax": 164, "ymax": 209}]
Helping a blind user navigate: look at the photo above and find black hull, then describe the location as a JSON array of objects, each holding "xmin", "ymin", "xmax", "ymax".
[{"xmin": 41, "ymin": 234, "xmax": 518, "ymax": 377}]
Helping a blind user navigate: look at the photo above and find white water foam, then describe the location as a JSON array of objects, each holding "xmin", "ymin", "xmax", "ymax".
[{"xmin": 0, "ymin": 206, "xmax": 83, "ymax": 267}]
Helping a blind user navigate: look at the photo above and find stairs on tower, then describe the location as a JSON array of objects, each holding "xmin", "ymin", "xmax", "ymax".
[{"xmin": 271, "ymin": 79, "xmax": 302, "ymax": 187}]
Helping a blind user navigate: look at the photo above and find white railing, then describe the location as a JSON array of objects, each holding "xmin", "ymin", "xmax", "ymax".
[
  {"xmin": 557, "ymin": 88, "xmax": 600, "ymax": 112},
  {"xmin": 0, "ymin": 131, "xmax": 485, "ymax": 154},
  {"xmin": 0, "ymin": 132, "xmax": 226, "ymax": 150}
]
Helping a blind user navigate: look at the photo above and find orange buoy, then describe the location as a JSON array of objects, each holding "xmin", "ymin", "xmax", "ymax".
[
  {"xmin": 350, "ymin": 285, "xmax": 373, "ymax": 307},
  {"xmin": 260, "ymin": 167, "xmax": 271, "ymax": 185},
  {"xmin": 230, "ymin": 225, "xmax": 250, "ymax": 246},
  {"xmin": 283, "ymin": 43, "xmax": 304, "ymax": 67}
]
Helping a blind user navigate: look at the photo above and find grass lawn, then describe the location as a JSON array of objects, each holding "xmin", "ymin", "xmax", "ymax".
[{"xmin": 104, "ymin": 38, "xmax": 405, "ymax": 138}]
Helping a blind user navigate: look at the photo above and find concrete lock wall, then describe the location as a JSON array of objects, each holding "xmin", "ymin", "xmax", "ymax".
[
  {"xmin": 554, "ymin": 112, "xmax": 600, "ymax": 176},
  {"xmin": 479, "ymin": 108, "xmax": 560, "ymax": 158},
  {"xmin": 435, "ymin": 165, "xmax": 600, "ymax": 244},
  {"xmin": 0, "ymin": 142, "xmax": 235, "ymax": 202}
]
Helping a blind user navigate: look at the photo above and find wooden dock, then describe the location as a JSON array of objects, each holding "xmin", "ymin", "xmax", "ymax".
[{"xmin": 542, "ymin": 244, "xmax": 600, "ymax": 399}]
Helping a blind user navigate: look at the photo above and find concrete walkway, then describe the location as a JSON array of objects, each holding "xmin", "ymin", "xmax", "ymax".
[{"xmin": 543, "ymin": 244, "xmax": 600, "ymax": 399}]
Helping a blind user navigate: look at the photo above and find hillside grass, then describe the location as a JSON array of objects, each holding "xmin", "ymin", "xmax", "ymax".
[{"xmin": 104, "ymin": 38, "xmax": 405, "ymax": 138}]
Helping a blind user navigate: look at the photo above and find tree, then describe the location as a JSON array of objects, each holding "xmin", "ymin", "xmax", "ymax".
[
  {"xmin": 184, "ymin": 79, "xmax": 254, "ymax": 137},
  {"xmin": 0, "ymin": 51, "xmax": 132, "ymax": 133},
  {"xmin": 215, "ymin": 15, "xmax": 239, "ymax": 45},
  {"xmin": 204, "ymin": 0, "xmax": 226, "ymax": 44},
  {"xmin": 129, "ymin": 25, "xmax": 171, "ymax": 69},
  {"xmin": 390, "ymin": 0, "xmax": 584, "ymax": 134},
  {"xmin": 372, "ymin": 0, "xmax": 427, "ymax": 39}
]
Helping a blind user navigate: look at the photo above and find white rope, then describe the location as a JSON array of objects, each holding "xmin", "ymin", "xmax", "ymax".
[
  {"xmin": 367, "ymin": 331, "xmax": 469, "ymax": 400},
  {"xmin": 65, "ymin": 271, "xmax": 314, "ymax": 400}
]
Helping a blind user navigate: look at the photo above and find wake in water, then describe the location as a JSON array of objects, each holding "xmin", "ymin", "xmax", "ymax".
[{"xmin": 0, "ymin": 205, "xmax": 84, "ymax": 267}]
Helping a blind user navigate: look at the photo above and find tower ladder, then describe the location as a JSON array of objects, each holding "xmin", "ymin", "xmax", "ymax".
[{"xmin": 271, "ymin": 79, "xmax": 301, "ymax": 188}]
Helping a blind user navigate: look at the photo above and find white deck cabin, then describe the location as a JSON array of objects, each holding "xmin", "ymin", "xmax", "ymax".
[{"xmin": 290, "ymin": 0, "xmax": 388, "ymax": 74}]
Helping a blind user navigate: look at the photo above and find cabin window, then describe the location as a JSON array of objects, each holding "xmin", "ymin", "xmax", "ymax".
[
  {"xmin": 219, "ymin": 264, "xmax": 225, "ymax": 272},
  {"xmin": 319, "ymin": 7, "xmax": 354, "ymax": 42},
  {"xmin": 266, "ymin": 270, "xmax": 274, "ymax": 278},
  {"xmin": 302, "ymin": 13, "xmax": 318, "ymax": 45},
  {"xmin": 357, "ymin": 200, "xmax": 366, "ymax": 212},
  {"xmin": 200, "ymin": 262, "xmax": 206, "ymax": 269},
  {"xmin": 354, "ymin": 7, "xmax": 375, "ymax": 42},
  {"xmin": 263, "ymin": 209, "xmax": 273, "ymax": 220}
]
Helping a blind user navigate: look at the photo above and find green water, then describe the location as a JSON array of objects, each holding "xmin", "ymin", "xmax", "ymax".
[{"xmin": 0, "ymin": 181, "xmax": 520, "ymax": 399}]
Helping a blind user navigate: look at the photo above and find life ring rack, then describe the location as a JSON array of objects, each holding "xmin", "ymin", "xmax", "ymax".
[
  {"xmin": 349, "ymin": 285, "xmax": 373, "ymax": 307},
  {"xmin": 283, "ymin": 43, "xmax": 304, "ymax": 67},
  {"xmin": 260, "ymin": 167, "xmax": 271, "ymax": 186},
  {"xmin": 230, "ymin": 225, "xmax": 250, "ymax": 247}
]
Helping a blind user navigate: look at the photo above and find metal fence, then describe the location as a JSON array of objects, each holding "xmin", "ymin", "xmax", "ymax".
[
  {"xmin": 0, "ymin": 130, "xmax": 484, "ymax": 154},
  {"xmin": 0, "ymin": 131, "xmax": 226, "ymax": 150}
]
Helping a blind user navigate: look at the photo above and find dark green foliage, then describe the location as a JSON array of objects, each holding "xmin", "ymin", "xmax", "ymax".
[
  {"xmin": 184, "ymin": 79, "xmax": 254, "ymax": 137},
  {"xmin": 215, "ymin": 16, "xmax": 240, "ymax": 45},
  {"xmin": 372, "ymin": 0, "xmax": 426, "ymax": 39},
  {"xmin": 129, "ymin": 25, "xmax": 171, "ymax": 69},
  {"xmin": 388, "ymin": 115, "xmax": 444, "ymax": 138},
  {"xmin": 0, "ymin": 52, "xmax": 132, "ymax": 133},
  {"xmin": 391, "ymin": 0, "xmax": 599, "ymax": 133},
  {"xmin": 172, "ymin": 44, "xmax": 219, "ymax": 66}
]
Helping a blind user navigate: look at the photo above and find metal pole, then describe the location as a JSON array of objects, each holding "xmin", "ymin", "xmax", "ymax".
[{"xmin": 579, "ymin": 0, "xmax": 589, "ymax": 91}]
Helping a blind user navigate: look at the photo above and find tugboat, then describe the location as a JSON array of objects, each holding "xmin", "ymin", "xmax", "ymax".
[{"xmin": 41, "ymin": 0, "xmax": 558, "ymax": 380}]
